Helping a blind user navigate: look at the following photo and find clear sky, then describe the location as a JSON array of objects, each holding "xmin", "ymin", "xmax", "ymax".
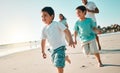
[{"xmin": 0, "ymin": 0, "xmax": 120, "ymax": 44}]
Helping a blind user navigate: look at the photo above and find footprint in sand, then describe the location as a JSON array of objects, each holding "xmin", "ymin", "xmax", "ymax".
[
  {"xmin": 13, "ymin": 68, "xmax": 17, "ymax": 70},
  {"xmin": 91, "ymin": 57, "xmax": 95, "ymax": 59},
  {"xmin": 80, "ymin": 65, "xmax": 88, "ymax": 69}
]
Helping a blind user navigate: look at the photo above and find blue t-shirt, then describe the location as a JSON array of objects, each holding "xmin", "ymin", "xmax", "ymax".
[
  {"xmin": 59, "ymin": 19, "xmax": 67, "ymax": 26},
  {"xmin": 74, "ymin": 18, "xmax": 96, "ymax": 42}
]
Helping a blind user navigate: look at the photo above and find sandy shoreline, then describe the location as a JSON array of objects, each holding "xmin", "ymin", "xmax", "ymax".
[{"xmin": 0, "ymin": 32, "xmax": 120, "ymax": 73}]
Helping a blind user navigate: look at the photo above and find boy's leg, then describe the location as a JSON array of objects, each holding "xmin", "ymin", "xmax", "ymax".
[
  {"xmin": 52, "ymin": 46, "xmax": 66, "ymax": 73},
  {"xmin": 94, "ymin": 53, "xmax": 103, "ymax": 67},
  {"xmin": 65, "ymin": 55, "xmax": 71, "ymax": 64},
  {"xmin": 96, "ymin": 35, "xmax": 101, "ymax": 50},
  {"xmin": 57, "ymin": 67, "xmax": 64, "ymax": 73},
  {"xmin": 89, "ymin": 39, "xmax": 103, "ymax": 67}
]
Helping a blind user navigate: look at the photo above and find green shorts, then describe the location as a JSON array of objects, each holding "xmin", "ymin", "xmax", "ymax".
[{"xmin": 51, "ymin": 46, "xmax": 66, "ymax": 68}]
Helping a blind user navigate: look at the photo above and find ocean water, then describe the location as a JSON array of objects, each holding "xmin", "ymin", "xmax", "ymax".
[{"xmin": 0, "ymin": 41, "xmax": 40, "ymax": 57}]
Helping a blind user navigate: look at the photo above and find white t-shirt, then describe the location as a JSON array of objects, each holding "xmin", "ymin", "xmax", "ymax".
[
  {"xmin": 83, "ymin": 1, "xmax": 97, "ymax": 22},
  {"xmin": 41, "ymin": 21, "xmax": 67, "ymax": 50}
]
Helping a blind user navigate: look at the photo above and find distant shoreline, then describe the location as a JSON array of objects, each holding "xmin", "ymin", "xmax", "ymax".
[
  {"xmin": 0, "ymin": 31, "xmax": 120, "ymax": 57},
  {"xmin": 99, "ymin": 31, "xmax": 120, "ymax": 37}
]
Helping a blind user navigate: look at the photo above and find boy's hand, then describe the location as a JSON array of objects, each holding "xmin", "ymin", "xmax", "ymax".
[
  {"xmin": 95, "ymin": 30, "xmax": 102, "ymax": 34},
  {"xmin": 93, "ymin": 27, "xmax": 102, "ymax": 34},
  {"xmin": 69, "ymin": 41, "xmax": 75, "ymax": 48},
  {"xmin": 42, "ymin": 52, "xmax": 47, "ymax": 59},
  {"xmin": 74, "ymin": 40, "xmax": 77, "ymax": 45},
  {"xmin": 97, "ymin": 30, "xmax": 102, "ymax": 34}
]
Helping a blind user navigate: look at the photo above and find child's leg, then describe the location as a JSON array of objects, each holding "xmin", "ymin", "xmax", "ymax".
[
  {"xmin": 94, "ymin": 53, "xmax": 103, "ymax": 67},
  {"xmin": 65, "ymin": 55, "xmax": 71, "ymax": 64},
  {"xmin": 96, "ymin": 35, "xmax": 101, "ymax": 50},
  {"xmin": 52, "ymin": 46, "xmax": 66, "ymax": 73},
  {"xmin": 57, "ymin": 67, "xmax": 64, "ymax": 73},
  {"xmin": 89, "ymin": 39, "xmax": 103, "ymax": 67}
]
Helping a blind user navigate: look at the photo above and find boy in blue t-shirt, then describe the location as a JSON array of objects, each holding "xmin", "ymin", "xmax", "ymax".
[{"xmin": 74, "ymin": 5, "xmax": 103, "ymax": 67}]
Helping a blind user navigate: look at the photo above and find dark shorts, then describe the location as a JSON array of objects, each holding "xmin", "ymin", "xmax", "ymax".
[{"xmin": 50, "ymin": 46, "xmax": 66, "ymax": 68}]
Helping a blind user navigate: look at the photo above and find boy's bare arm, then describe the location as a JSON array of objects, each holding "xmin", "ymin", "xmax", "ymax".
[
  {"xmin": 74, "ymin": 31, "xmax": 78, "ymax": 45},
  {"xmin": 93, "ymin": 27, "xmax": 101, "ymax": 34},
  {"xmin": 65, "ymin": 23, "xmax": 69, "ymax": 28},
  {"xmin": 64, "ymin": 29, "xmax": 75, "ymax": 48},
  {"xmin": 41, "ymin": 39, "xmax": 47, "ymax": 59}
]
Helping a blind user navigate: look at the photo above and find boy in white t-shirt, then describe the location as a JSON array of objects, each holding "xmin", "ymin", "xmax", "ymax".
[
  {"xmin": 41, "ymin": 6, "xmax": 75, "ymax": 73},
  {"xmin": 81, "ymin": 0, "xmax": 101, "ymax": 50}
]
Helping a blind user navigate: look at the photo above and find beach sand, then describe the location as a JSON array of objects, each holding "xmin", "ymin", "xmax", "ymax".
[{"xmin": 0, "ymin": 32, "xmax": 120, "ymax": 73}]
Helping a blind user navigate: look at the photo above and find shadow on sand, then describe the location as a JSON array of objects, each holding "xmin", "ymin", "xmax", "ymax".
[
  {"xmin": 100, "ymin": 49, "xmax": 120, "ymax": 54},
  {"xmin": 103, "ymin": 64, "xmax": 120, "ymax": 67}
]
